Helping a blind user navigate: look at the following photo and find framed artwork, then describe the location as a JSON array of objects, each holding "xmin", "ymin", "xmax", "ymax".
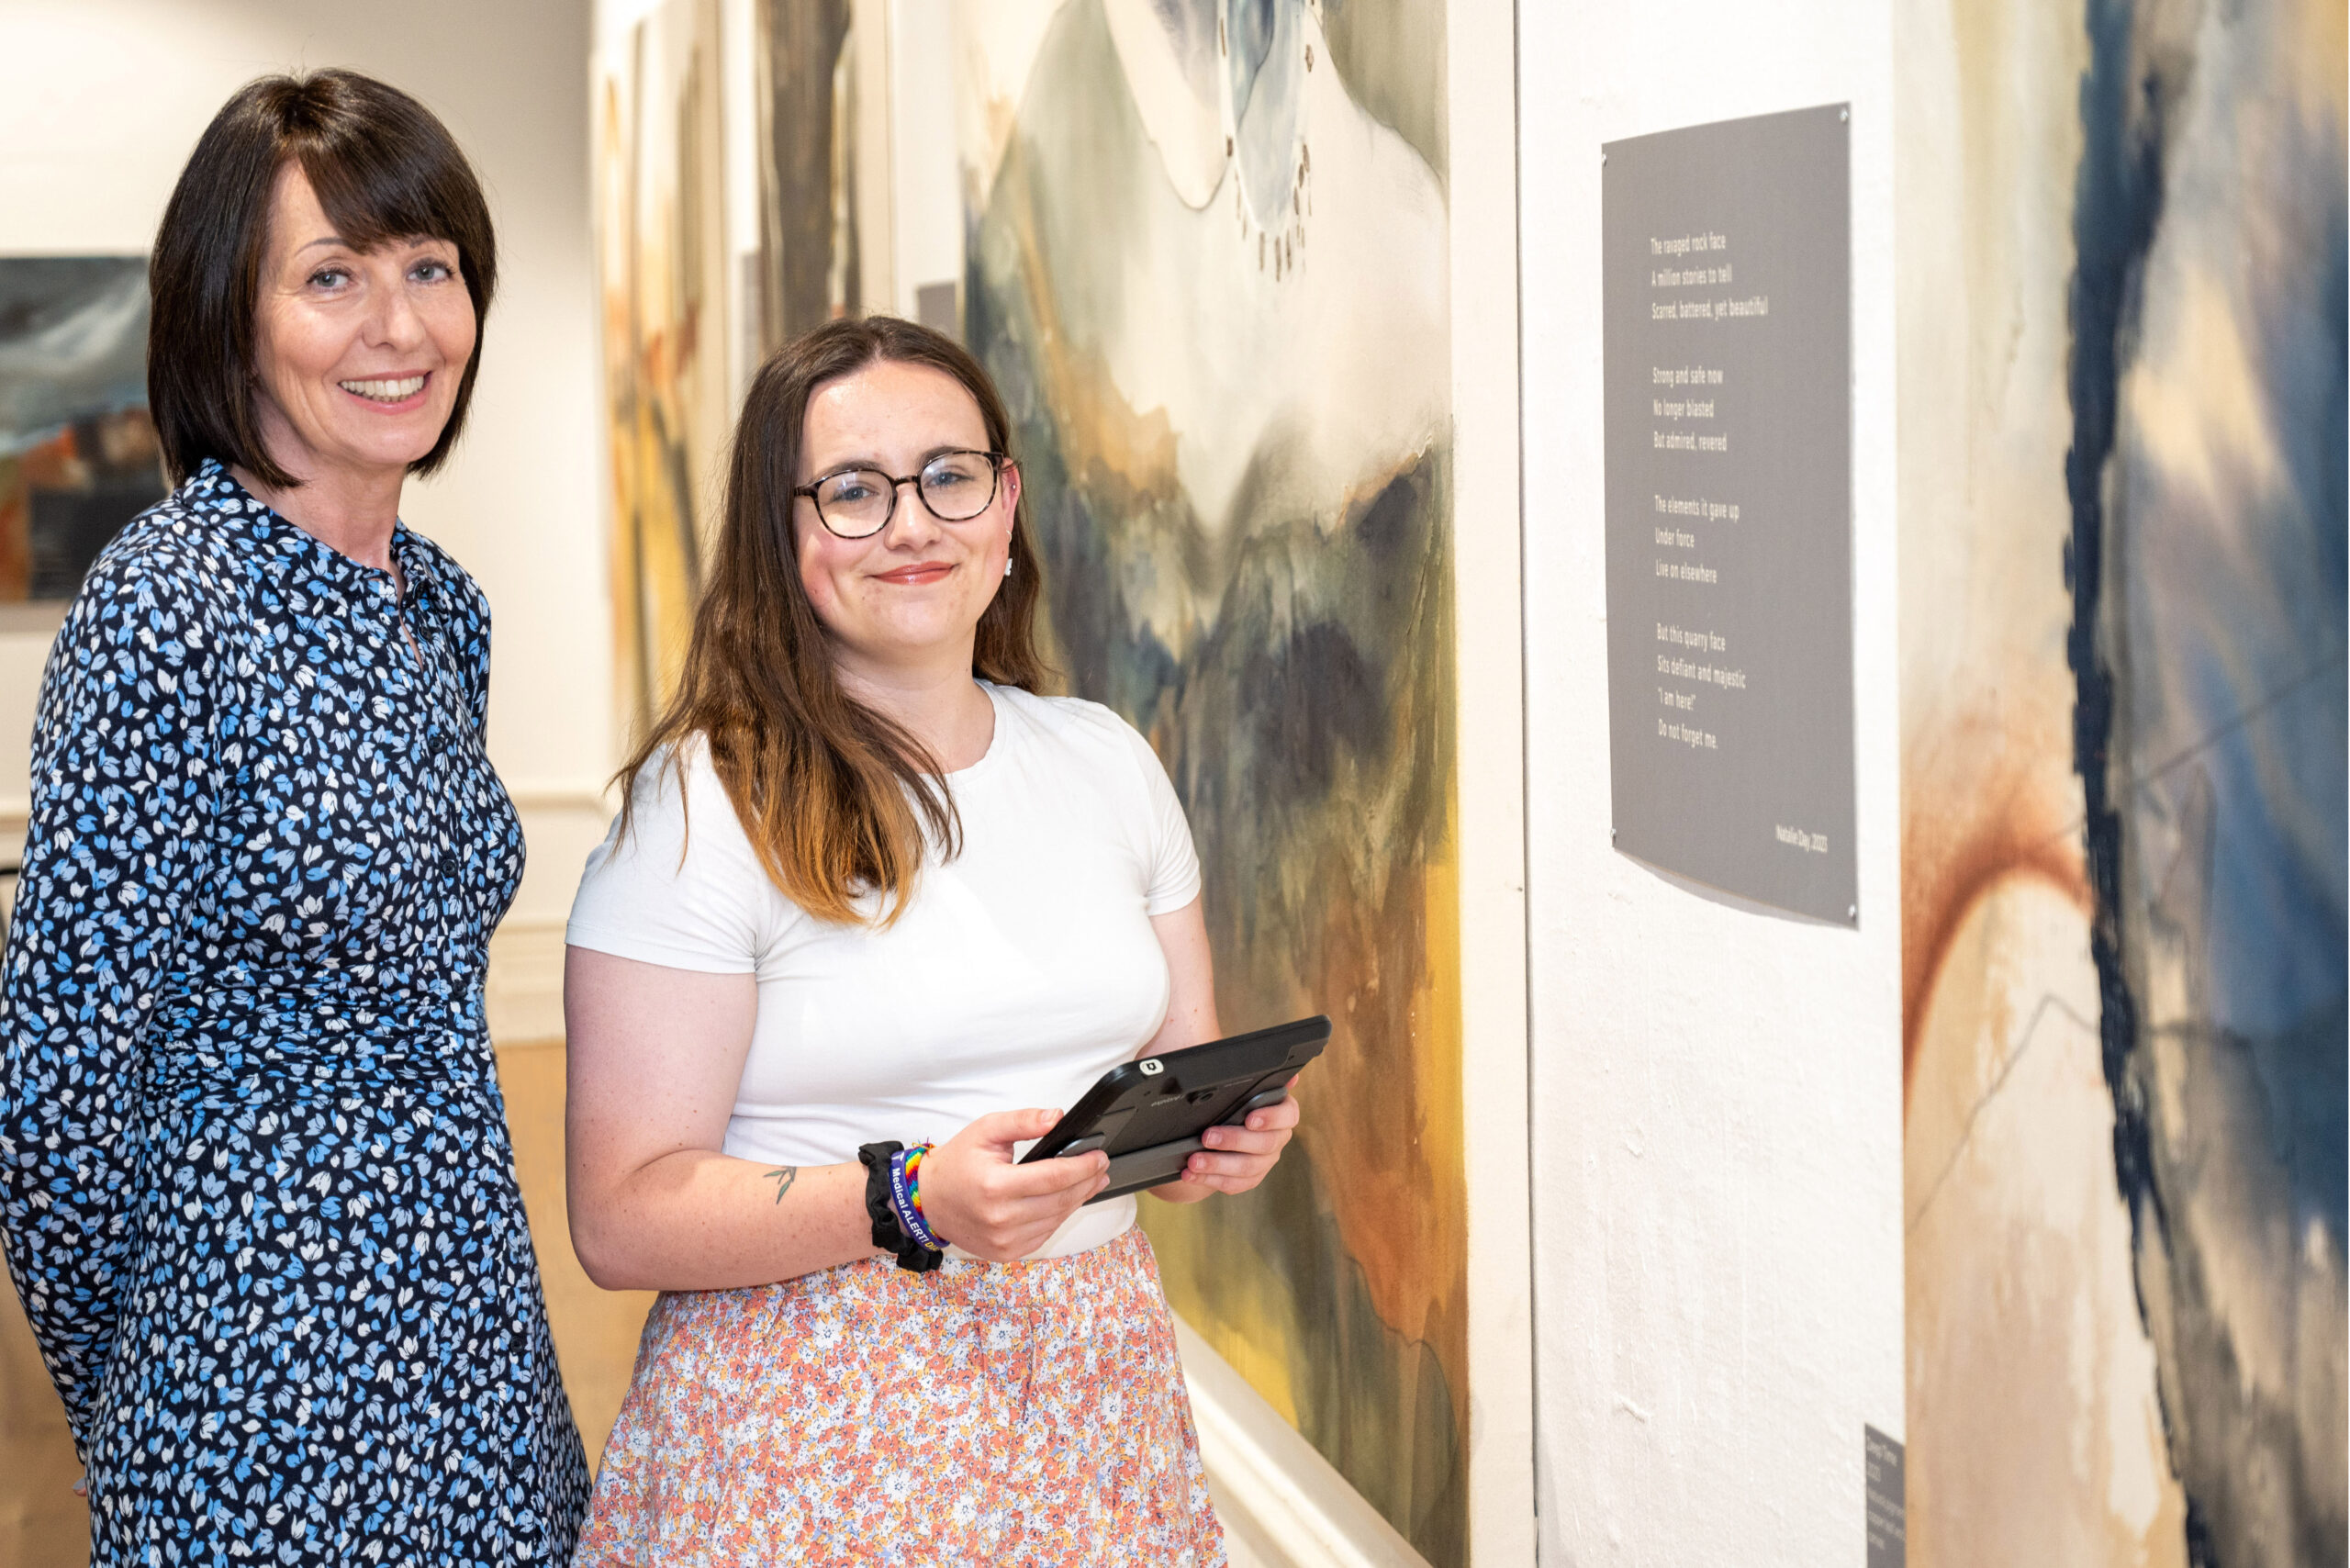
[{"xmin": 0, "ymin": 256, "xmax": 162, "ymax": 603}]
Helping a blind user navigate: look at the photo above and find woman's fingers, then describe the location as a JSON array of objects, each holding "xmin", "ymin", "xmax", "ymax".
[
  {"xmin": 962, "ymin": 1105, "xmax": 1065, "ymax": 1153},
  {"xmin": 923, "ymin": 1109, "xmax": 1110, "ymax": 1260},
  {"xmin": 1181, "ymin": 1080, "xmax": 1304, "ymax": 1193},
  {"xmin": 1199, "ymin": 1122, "xmax": 1292, "ymax": 1156},
  {"xmin": 1181, "ymin": 1147, "xmax": 1280, "ymax": 1186},
  {"xmin": 998, "ymin": 1145, "xmax": 1109, "ymax": 1197}
]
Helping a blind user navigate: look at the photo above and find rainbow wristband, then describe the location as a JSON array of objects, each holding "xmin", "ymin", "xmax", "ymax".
[
  {"xmin": 904, "ymin": 1143, "xmax": 929, "ymax": 1218},
  {"xmin": 889, "ymin": 1144, "xmax": 945, "ymax": 1253},
  {"xmin": 903, "ymin": 1143, "xmax": 939, "ymax": 1245}
]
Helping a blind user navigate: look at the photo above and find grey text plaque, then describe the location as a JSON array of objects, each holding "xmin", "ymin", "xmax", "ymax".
[
  {"xmin": 1864, "ymin": 1425, "xmax": 1906, "ymax": 1567},
  {"xmin": 1602, "ymin": 105, "xmax": 1855, "ymax": 923}
]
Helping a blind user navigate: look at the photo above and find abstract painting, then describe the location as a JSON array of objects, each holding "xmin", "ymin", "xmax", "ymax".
[
  {"xmin": 596, "ymin": 0, "xmax": 731, "ymax": 737},
  {"xmin": 954, "ymin": 1, "xmax": 1465, "ymax": 1559},
  {"xmin": 1898, "ymin": 1, "xmax": 2344, "ymax": 1562},
  {"xmin": 0, "ymin": 257, "xmax": 163, "ymax": 602},
  {"xmin": 755, "ymin": 0, "xmax": 864, "ymax": 349}
]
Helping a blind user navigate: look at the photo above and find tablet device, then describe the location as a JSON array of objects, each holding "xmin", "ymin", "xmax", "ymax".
[{"xmin": 1020, "ymin": 1015, "xmax": 1330, "ymax": 1203}]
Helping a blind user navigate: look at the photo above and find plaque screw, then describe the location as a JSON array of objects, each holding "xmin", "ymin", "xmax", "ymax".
[
  {"xmin": 1840, "ymin": 107, "xmax": 1850, "ymax": 122},
  {"xmin": 1848, "ymin": 904, "xmax": 1858, "ymax": 920}
]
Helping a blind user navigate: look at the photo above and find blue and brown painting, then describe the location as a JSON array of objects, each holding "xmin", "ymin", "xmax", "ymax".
[
  {"xmin": 0, "ymin": 257, "xmax": 162, "ymax": 601},
  {"xmin": 2069, "ymin": 0, "xmax": 2345, "ymax": 1560},
  {"xmin": 1901, "ymin": 0, "xmax": 2344, "ymax": 1562},
  {"xmin": 957, "ymin": 0, "xmax": 1467, "ymax": 1560}
]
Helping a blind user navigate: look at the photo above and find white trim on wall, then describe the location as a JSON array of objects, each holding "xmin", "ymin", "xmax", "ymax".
[
  {"xmin": 490, "ymin": 785, "xmax": 621, "ymax": 1043},
  {"xmin": 1179, "ymin": 1318, "xmax": 1436, "ymax": 1568},
  {"xmin": 487, "ymin": 915, "xmax": 572, "ymax": 1045},
  {"xmin": 1449, "ymin": 0, "xmax": 1537, "ymax": 1559}
]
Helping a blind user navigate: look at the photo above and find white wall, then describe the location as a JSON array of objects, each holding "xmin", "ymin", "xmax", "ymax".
[
  {"xmin": 1517, "ymin": 5, "xmax": 1904, "ymax": 1565},
  {"xmin": 0, "ymin": 0, "xmax": 612, "ymax": 1036}
]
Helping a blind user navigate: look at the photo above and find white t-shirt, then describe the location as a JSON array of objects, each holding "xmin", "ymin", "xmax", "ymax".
[{"xmin": 565, "ymin": 682, "xmax": 1203, "ymax": 1259}]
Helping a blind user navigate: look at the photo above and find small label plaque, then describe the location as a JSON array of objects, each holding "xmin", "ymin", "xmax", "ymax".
[{"xmin": 1864, "ymin": 1425, "xmax": 1905, "ymax": 1568}]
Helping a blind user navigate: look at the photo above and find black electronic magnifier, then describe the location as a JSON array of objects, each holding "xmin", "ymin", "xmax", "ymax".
[{"xmin": 1019, "ymin": 1015, "xmax": 1331, "ymax": 1203}]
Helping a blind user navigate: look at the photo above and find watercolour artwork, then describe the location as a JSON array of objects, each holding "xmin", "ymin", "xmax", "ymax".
[
  {"xmin": 1898, "ymin": 1, "xmax": 2345, "ymax": 1563},
  {"xmin": 0, "ymin": 257, "xmax": 163, "ymax": 601},
  {"xmin": 596, "ymin": 0, "xmax": 731, "ymax": 736},
  {"xmin": 954, "ymin": 0, "xmax": 1466, "ymax": 1560},
  {"xmin": 755, "ymin": 0, "xmax": 866, "ymax": 348}
]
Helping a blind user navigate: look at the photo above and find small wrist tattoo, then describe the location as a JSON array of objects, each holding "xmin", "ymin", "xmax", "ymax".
[{"xmin": 763, "ymin": 1167, "xmax": 799, "ymax": 1204}]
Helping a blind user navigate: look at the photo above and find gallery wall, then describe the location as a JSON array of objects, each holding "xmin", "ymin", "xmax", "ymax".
[
  {"xmin": 1520, "ymin": 3, "xmax": 2344, "ymax": 1567},
  {"xmin": 1516, "ymin": 2, "xmax": 1907, "ymax": 1563}
]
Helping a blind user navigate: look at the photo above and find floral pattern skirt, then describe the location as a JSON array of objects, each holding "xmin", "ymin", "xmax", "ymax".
[{"xmin": 575, "ymin": 1226, "xmax": 1226, "ymax": 1567}]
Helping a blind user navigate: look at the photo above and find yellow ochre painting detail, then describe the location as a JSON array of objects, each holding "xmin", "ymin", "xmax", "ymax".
[
  {"xmin": 596, "ymin": 0, "xmax": 731, "ymax": 737},
  {"xmin": 955, "ymin": 1, "xmax": 1468, "ymax": 1560}
]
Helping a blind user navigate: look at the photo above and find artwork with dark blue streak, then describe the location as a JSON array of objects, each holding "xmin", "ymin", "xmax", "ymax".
[{"xmin": 2068, "ymin": 0, "xmax": 2345, "ymax": 1561}]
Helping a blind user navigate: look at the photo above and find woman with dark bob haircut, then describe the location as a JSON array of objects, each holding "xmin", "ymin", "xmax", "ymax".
[{"xmin": 0, "ymin": 70, "xmax": 588, "ymax": 1564}]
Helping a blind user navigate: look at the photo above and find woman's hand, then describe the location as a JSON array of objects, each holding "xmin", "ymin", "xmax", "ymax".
[
  {"xmin": 1157, "ymin": 1079, "xmax": 1302, "ymax": 1202},
  {"xmin": 917, "ymin": 1108, "xmax": 1110, "ymax": 1261}
]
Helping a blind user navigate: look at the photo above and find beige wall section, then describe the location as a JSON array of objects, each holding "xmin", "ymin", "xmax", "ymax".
[
  {"xmin": 1517, "ymin": 2, "xmax": 1904, "ymax": 1564},
  {"xmin": 0, "ymin": 4, "xmax": 649, "ymax": 1562},
  {"xmin": 1446, "ymin": 0, "xmax": 1535, "ymax": 1560}
]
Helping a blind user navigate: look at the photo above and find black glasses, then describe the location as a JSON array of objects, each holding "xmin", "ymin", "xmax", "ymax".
[{"xmin": 794, "ymin": 450, "xmax": 1008, "ymax": 539}]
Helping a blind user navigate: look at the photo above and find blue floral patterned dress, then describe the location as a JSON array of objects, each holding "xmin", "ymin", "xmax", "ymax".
[{"xmin": 0, "ymin": 461, "xmax": 589, "ymax": 1565}]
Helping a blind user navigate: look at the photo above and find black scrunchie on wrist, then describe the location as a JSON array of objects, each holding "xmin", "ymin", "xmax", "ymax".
[{"xmin": 857, "ymin": 1140, "xmax": 943, "ymax": 1273}]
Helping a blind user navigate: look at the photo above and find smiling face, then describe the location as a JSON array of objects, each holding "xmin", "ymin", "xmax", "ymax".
[
  {"xmin": 249, "ymin": 163, "xmax": 477, "ymax": 488},
  {"xmin": 794, "ymin": 358, "xmax": 1020, "ymax": 683}
]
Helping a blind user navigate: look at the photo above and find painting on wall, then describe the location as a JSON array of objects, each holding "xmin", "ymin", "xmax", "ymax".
[
  {"xmin": 1898, "ymin": 0, "xmax": 2344, "ymax": 1563},
  {"xmin": 0, "ymin": 257, "xmax": 163, "ymax": 603},
  {"xmin": 755, "ymin": 0, "xmax": 865, "ymax": 350},
  {"xmin": 596, "ymin": 0, "xmax": 732, "ymax": 738},
  {"xmin": 954, "ymin": 0, "xmax": 1466, "ymax": 1559}
]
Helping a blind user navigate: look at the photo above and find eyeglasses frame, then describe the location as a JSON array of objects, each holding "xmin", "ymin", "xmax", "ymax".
[{"xmin": 792, "ymin": 449, "xmax": 1013, "ymax": 540}]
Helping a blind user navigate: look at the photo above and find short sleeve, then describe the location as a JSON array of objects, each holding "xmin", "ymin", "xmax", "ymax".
[
  {"xmin": 1119, "ymin": 723, "xmax": 1203, "ymax": 916},
  {"xmin": 565, "ymin": 744, "xmax": 775, "ymax": 973}
]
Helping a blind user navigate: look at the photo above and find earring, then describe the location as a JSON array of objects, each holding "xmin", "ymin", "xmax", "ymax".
[{"xmin": 1004, "ymin": 557, "xmax": 1013, "ymax": 577}]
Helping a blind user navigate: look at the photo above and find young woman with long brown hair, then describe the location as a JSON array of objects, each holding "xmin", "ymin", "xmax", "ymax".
[{"xmin": 564, "ymin": 316, "xmax": 1295, "ymax": 1564}]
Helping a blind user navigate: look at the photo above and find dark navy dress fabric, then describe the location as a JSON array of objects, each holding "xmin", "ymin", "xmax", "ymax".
[{"xmin": 0, "ymin": 462, "xmax": 588, "ymax": 1564}]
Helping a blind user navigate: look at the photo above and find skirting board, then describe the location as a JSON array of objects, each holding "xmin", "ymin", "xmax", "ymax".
[{"xmin": 1174, "ymin": 1316, "xmax": 1433, "ymax": 1568}]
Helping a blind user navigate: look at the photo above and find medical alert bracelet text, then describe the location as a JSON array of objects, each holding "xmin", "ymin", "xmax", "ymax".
[
  {"xmin": 856, "ymin": 1141, "xmax": 942, "ymax": 1272},
  {"xmin": 890, "ymin": 1143, "xmax": 946, "ymax": 1253}
]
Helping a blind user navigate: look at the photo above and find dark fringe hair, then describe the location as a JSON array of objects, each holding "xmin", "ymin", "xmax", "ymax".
[{"xmin": 148, "ymin": 68, "xmax": 497, "ymax": 487}]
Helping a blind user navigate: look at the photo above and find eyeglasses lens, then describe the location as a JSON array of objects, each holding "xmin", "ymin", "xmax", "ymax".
[
  {"xmin": 918, "ymin": 454, "xmax": 996, "ymax": 521},
  {"xmin": 814, "ymin": 454, "xmax": 998, "ymax": 537},
  {"xmin": 815, "ymin": 471, "xmax": 892, "ymax": 534}
]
